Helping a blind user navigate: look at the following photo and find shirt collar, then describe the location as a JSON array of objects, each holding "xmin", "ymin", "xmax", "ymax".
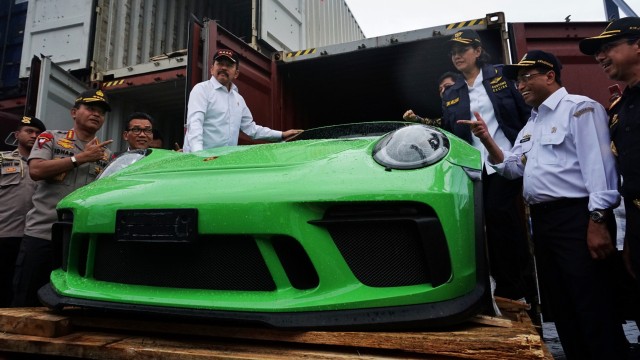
[
  {"xmin": 210, "ymin": 76, "xmax": 238, "ymax": 93},
  {"xmin": 538, "ymin": 87, "xmax": 568, "ymax": 112}
]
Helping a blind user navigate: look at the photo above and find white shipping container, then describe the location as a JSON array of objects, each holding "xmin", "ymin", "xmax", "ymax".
[{"xmin": 19, "ymin": 0, "xmax": 364, "ymax": 80}]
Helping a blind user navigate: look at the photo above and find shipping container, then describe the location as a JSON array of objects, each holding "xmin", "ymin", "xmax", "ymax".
[
  {"xmin": 271, "ymin": 15, "xmax": 617, "ymax": 131},
  {"xmin": 9, "ymin": 12, "xmax": 620, "ymax": 154},
  {"xmin": 19, "ymin": 0, "xmax": 364, "ymax": 81},
  {"xmin": 508, "ymin": 21, "xmax": 623, "ymax": 107},
  {"xmin": 0, "ymin": 0, "xmax": 28, "ymax": 92}
]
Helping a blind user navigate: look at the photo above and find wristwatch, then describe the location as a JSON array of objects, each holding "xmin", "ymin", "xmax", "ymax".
[
  {"xmin": 70, "ymin": 156, "xmax": 79, "ymax": 168},
  {"xmin": 589, "ymin": 210, "xmax": 606, "ymax": 223}
]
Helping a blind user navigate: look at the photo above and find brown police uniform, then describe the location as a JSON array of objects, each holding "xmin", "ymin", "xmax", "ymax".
[
  {"xmin": 11, "ymin": 129, "xmax": 111, "ymax": 307},
  {"xmin": 23, "ymin": 129, "xmax": 111, "ymax": 240},
  {"xmin": 1, "ymin": 149, "xmax": 36, "ymax": 306}
]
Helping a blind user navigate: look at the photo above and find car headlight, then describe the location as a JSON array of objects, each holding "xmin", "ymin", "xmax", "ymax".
[
  {"xmin": 373, "ymin": 125, "xmax": 449, "ymax": 170},
  {"xmin": 98, "ymin": 149, "xmax": 150, "ymax": 179}
]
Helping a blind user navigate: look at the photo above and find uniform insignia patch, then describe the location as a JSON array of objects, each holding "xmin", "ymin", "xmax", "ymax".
[
  {"xmin": 609, "ymin": 97, "xmax": 621, "ymax": 111},
  {"xmin": 52, "ymin": 171, "xmax": 68, "ymax": 182},
  {"xmin": 57, "ymin": 139, "xmax": 74, "ymax": 149},
  {"xmin": 610, "ymin": 114, "xmax": 619, "ymax": 127},
  {"xmin": 491, "ymin": 80, "xmax": 508, "ymax": 92},
  {"xmin": 520, "ymin": 134, "xmax": 532, "ymax": 143},
  {"xmin": 37, "ymin": 133, "xmax": 54, "ymax": 149},
  {"xmin": 573, "ymin": 107, "xmax": 594, "ymax": 117},
  {"xmin": 446, "ymin": 97, "xmax": 460, "ymax": 107},
  {"xmin": 551, "ymin": 127, "xmax": 557, "ymax": 133}
]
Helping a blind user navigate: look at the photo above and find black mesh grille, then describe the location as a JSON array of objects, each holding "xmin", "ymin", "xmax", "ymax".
[
  {"xmin": 310, "ymin": 202, "xmax": 450, "ymax": 288},
  {"xmin": 272, "ymin": 235, "xmax": 319, "ymax": 290},
  {"xmin": 328, "ymin": 221, "xmax": 430, "ymax": 287},
  {"xmin": 92, "ymin": 235, "xmax": 276, "ymax": 291}
]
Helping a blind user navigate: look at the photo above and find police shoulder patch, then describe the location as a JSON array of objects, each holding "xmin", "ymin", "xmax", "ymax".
[{"xmin": 573, "ymin": 107, "xmax": 594, "ymax": 117}]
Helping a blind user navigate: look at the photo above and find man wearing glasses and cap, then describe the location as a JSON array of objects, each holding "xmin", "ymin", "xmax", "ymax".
[
  {"xmin": 580, "ymin": 17, "xmax": 640, "ymax": 300},
  {"xmin": 183, "ymin": 48, "xmax": 302, "ymax": 152},
  {"xmin": 0, "ymin": 116, "xmax": 45, "ymax": 307},
  {"xmin": 11, "ymin": 89, "xmax": 113, "ymax": 307},
  {"xmin": 458, "ymin": 50, "xmax": 628, "ymax": 359}
]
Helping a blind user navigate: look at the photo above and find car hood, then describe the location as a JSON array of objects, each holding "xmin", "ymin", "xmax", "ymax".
[{"xmin": 140, "ymin": 138, "xmax": 377, "ymax": 173}]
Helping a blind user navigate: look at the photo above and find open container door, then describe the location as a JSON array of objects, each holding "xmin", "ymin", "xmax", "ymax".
[{"xmin": 24, "ymin": 55, "xmax": 99, "ymax": 136}]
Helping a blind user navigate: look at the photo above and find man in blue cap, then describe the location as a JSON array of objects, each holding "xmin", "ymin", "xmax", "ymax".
[{"xmin": 458, "ymin": 50, "xmax": 628, "ymax": 359}]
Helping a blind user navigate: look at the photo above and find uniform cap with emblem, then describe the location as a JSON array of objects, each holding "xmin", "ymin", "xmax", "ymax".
[
  {"xmin": 448, "ymin": 29, "xmax": 482, "ymax": 46},
  {"xmin": 75, "ymin": 89, "xmax": 111, "ymax": 112},
  {"xmin": 502, "ymin": 50, "xmax": 563, "ymax": 81},
  {"xmin": 579, "ymin": 17, "xmax": 640, "ymax": 56},
  {"xmin": 213, "ymin": 48, "xmax": 240, "ymax": 64},
  {"xmin": 4, "ymin": 116, "xmax": 47, "ymax": 146}
]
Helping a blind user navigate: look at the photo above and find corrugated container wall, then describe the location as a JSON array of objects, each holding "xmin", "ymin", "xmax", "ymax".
[
  {"xmin": 19, "ymin": 0, "xmax": 363, "ymax": 82},
  {"xmin": 508, "ymin": 21, "xmax": 620, "ymax": 108},
  {"xmin": 304, "ymin": 0, "xmax": 364, "ymax": 49},
  {"xmin": 91, "ymin": 0, "xmax": 253, "ymax": 80}
]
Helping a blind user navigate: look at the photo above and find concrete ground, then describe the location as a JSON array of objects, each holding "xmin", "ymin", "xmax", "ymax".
[{"xmin": 543, "ymin": 320, "xmax": 640, "ymax": 359}]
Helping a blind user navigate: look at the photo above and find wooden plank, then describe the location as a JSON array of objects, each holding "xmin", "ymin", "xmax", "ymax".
[
  {"xmin": 64, "ymin": 312, "xmax": 549, "ymax": 359},
  {"xmin": 0, "ymin": 331, "xmax": 424, "ymax": 360},
  {"xmin": 470, "ymin": 314, "xmax": 514, "ymax": 328},
  {"xmin": 495, "ymin": 296, "xmax": 531, "ymax": 311},
  {"xmin": 0, "ymin": 307, "xmax": 553, "ymax": 360},
  {"xmin": 0, "ymin": 307, "xmax": 72, "ymax": 338}
]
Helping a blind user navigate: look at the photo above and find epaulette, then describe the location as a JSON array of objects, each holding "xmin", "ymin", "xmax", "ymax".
[
  {"xmin": 573, "ymin": 107, "xmax": 594, "ymax": 117},
  {"xmin": 0, "ymin": 150, "xmax": 19, "ymax": 160},
  {"xmin": 609, "ymin": 96, "xmax": 621, "ymax": 111}
]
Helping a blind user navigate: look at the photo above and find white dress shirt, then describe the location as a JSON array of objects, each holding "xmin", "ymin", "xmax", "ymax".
[
  {"xmin": 490, "ymin": 87, "xmax": 620, "ymax": 211},
  {"xmin": 183, "ymin": 77, "xmax": 282, "ymax": 152},
  {"xmin": 467, "ymin": 71, "xmax": 510, "ymax": 175}
]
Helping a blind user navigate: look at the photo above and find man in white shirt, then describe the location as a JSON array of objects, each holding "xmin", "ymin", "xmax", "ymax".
[
  {"xmin": 459, "ymin": 50, "xmax": 628, "ymax": 360},
  {"xmin": 183, "ymin": 49, "xmax": 302, "ymax": 152}
]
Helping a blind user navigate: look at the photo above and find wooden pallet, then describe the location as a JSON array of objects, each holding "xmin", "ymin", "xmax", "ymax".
[{"xmin": 0, "ymin": 300, "xmax": 553, "ymax": 359}]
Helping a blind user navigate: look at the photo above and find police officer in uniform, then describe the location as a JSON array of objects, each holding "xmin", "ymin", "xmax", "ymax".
[
  {"xmin": 0, "ymin": 116, "xmax": 45, "ymax": 307},
  {"xmin": 459, "ymin": 50, "xmax": 628, "ymax": 360},
  {"xmin": 12, "ymin": 89, "xmax": 113, "ymax": 307},
  {"xmin": 580, "ymin": 16, "xmax": 640, "ymax": 298}
]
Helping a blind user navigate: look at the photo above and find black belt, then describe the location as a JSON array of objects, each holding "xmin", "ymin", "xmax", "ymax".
[{"xmin": 529, "ymin": 197, "xmax": 588, "ymax": 212}]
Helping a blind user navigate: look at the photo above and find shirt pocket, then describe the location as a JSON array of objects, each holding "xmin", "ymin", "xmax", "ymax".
[
  {"xmin": 0, "ymin": 169, "xmax": 22, "ymax": 187},
  {"xmin": 538, "ymin": 131, "xmax": 567, "ymax": 165}
]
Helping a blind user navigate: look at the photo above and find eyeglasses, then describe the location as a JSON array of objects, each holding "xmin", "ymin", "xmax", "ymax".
[
  {"xmin": 127, "ymin": 127, "xmax": 153, "ymax": 135},
  {"xmin": 515, "ymin": 72, "xmax": 548, "ymax": 86},
  {"xmin": 448, "ymin": 46, "xmax": 472, "ymax": 57},
  {"xmin": 595, "ymin": 38, "xmax": 639, "ymax": 56}
]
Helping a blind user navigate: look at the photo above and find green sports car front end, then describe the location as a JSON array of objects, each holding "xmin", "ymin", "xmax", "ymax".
[{"xmin": 39, "ymin": 122, "xmax": 488, "ymax": 329}]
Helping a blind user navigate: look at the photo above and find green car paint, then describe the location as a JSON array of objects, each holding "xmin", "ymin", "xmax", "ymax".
[{"xmin": 41, "ymin": 122, "xmax": 487, "ymax": 329}]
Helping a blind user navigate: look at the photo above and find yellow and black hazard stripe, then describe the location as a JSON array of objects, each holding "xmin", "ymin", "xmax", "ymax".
[
  {"xmin": 286, "ymin": 48, "xmax": 317, "ymax": 58},
  {"xmin": 102, "ymin": 80, "xmax": 125, "ymax": 88},
  {"xmin": 446, "ymin": 18, "xmax": 486, "ymax": 30}
]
